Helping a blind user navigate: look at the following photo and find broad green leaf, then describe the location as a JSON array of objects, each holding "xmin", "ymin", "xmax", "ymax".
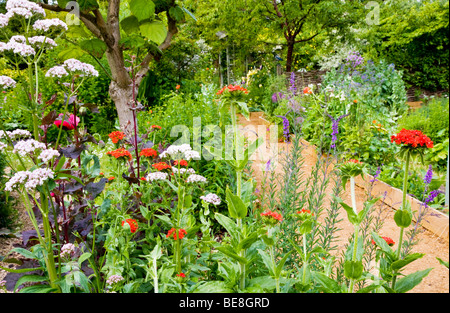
[
  {"xmin": 237, "ymin": 232, "xmax": 259, "ymax": 251},
  {"xmin": 120, "ymin": 15, "xmax": 140, "ymax": 35},
  {"xmin": 169, "ymin": 6, "xmax": 185, "ymax": 22},
  {"xmin": 391, "ymin": 253, "xmax": 425, "ymax": 271},
  {"xmin": 357, "ymin": 197, "xmax": 380, "ymax": 223},
  {"xmin": 58, "ymin": 46, "xmax": 85, "ymax": 61},
  {"xmin": 140, "ymin": 21, "xmax": 167, "ymax": 45},
  {"xmin": 9, "ymin": 248, "xmax": 35, "ymax": 260},
  {"xmin": 275, "ymin": 250, "xmax": 293, "ymax": 277},
  {"xmin": 344, "ymin": 260, "xmax": 363, "ymax": 280},
  {"xmin": 394, "ymin": 209, "xmax": 412, "ymax": 228},
  {"xmin": 225, "ymin": 187, "xmax": 247, "ymax": 219},
  {"xmin": 130, "ymin": 0, "xmax": 155, "ymax": 21},
  {"xmin": 257, "ymin": 249, "xmax": 275, "ymax": 276},
  {"xmin": 371, "ymin": 232, "xmax": 395, "ymax": 259},
  {"xmin": 119, "ymin": 34, "xmax": 147, "ymax": 50},
  {"xmin": 0, "ymin": 265, "xmax": 44, "ymax": 274},
  {"xmin": 15, "ymin": 275, "xmax": 48, "ymax": 292},
  {"xmin": 18, "ymin": 285, "xmax": 56, "ymax": 293},
  {"xmin": 334, "ymin": 196, "xmax": 358, "ymax": 225},
  {"xmin": 312, "ymin": 272, "xmax": 342, "ymax": 293},
  {"xmin": 80, "ymin": 38, "xmax": 107, "ymax": 58},
  {"xmin": 216, "ymin": 246, "xmax": 247, "ymax": 264},
  {"xmin": 214, "ymin": 213, "xmax": 239, "ymax": 240},
  {"xmin": 395, "ymin": 268, "xmax": 433, "ymax": 293},
  {"xmin": 78, "ymin": 0, "xmax": 99, "ymax": 11},
  {"xmin": 78, "ymin": 252, "xmax": 92, "ymax": 266}
]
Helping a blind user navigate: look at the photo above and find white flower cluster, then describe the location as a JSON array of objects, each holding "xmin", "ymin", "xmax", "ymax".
[
  {"xmin": 172, "ymin": 167, "xmax": 196, "ymax": 175},
  {"xmin": 146, "ymin": 172, "xmax": 169, "ymax": 182},
  {"xmin": 0, "ymin": 38, "xmax": 35, "ymax": 57},
  {"xmin": 45, "ymin": 66, "xmax": 68, "ymax": 78},
  {"xmin": 33, "ymin": 18, "xmax": 68, "ymax": 32},
  {"xmin": 0, "ymin": 75, "xmax": 16, "ymax": 89},
  {"xmin": 60, "ymin": 243, "xmax": 76, "ymax": 259},
  {"xmin": 38, "ymin": 148, "xmax": 60, "ymax": 163},
  {"xmin": 5, "ymin": 168, "xmax": 55, "ymax": 191},
  {"xmin": 46, "ymin": 59, "xmax": 99, "ymax": 79},
  {"xmin": 200, "ymin": 193, "xmax": 221, "ymax": 205},
  {"xmin": 186, "ymin": 174, "xmax": 207, "ymax": 184},
  {"xmin": 106, "ymin": 275, "xmax": 124, "ymax": 286},
  {"xmin": 0, "ymin": 14, "xmax": 9, "ymax": 28},
  {"xmin": 5, "ymin": 0, "xmax": 46, "ymax": 20},
  {"xmin": 0, "ymin": 129, "xmax": 31, "ymax": 141},
  {"xmin": 12, "ymin": 139, "xmax": 46, "ymax": 156},
  {"xmin": 160, "ymin": 144, "xmax": 200, "ymax": 161},
  {"xmin": 29, "ymin": 36, "xmax": 57, "ymax": 49},
  {"xmin": 0, "ymin": 142, "xmax": 7, "ymax": 150}
]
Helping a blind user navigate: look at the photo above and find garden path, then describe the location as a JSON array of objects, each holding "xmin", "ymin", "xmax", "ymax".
[{"xmin": 239, "ymin": 112, "xmax": 449, "ymax": 293}]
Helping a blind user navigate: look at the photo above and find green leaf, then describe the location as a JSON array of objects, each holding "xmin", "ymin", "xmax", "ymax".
[
  {"xmin": 58, "ymin": 46, "xmax": 85, "ymax": 61},
  {"xmin": 78, "ymin": 252, "xmax": 92, "ymax": 267},
  {"xmin": 394, "ymin": 268, "xmax": 433, "ymax": 293},
  {"xmin": 436, "ymin": 257, "xmax": 449, "ymax": 269},
  {"xmin": 18, "ymin": 285, "xmax": 56, "ymax": 293},
  {"xmin": 236, "ymin": 101, "xmax": 250, "ymax": 120},
  {"xmin": 225, "ymin": 187, "xmax": 247, "ymax": 219},
  {"xmin": 15, "ymin": 275, "xmax": 48, "ymax": 292},
  {"xmin": 181, "ymin": 5, "xmax": 197, "ymax": 21},
  {"xmin": 120, "ymin": 15, "xmax": 140, "ymax": 35},
  {"xmin": 214, "ymin": 213, "xmax": 239, "ymax": 240},
  {"xmin": 216, "ymin": 246, "xmax": 247, "ymax": 264},
  {"xmin": 394, "ymin": 209, "xmax": 412, "ymax": 228},
  {"xmin": 9, "ymin": 248, "xmax": 36, "ymax": 260},
  {"xmin": 335, "ymin": 196, "xmax": 358, "ymax": 225},
  {"xmin": 237, "ymin": 232, "xmax": 259, "ymax": 251},
  {"xmin": 0, "ymin": 265, "xmax": 44, "ymax": 274},
  {"xmin": 140, "ymin": 21, "xmax": 167, "ymax": 45},
  {"xmin": 391, "ymin": 253, "xmax": 425, "ymax": 271},
  {"xmin": 119, "ymin": 34, "xmax": 147, "ymax": 50},
  {"xmin": 344, "ymin": 260, "xmax": 363, "ymax": 280},
  {"xmin": 80, "ymin": 38, "xmax": 107, "ymax": 58},
  {"xmin": 169, "ymin": 6, "xmax": 185, "ymax": 22},
  {"xmin": 130, "ymin": 0, "xmax": 155, "ymax": 21},
  {"xmin": 312, "ymin": 272, "xmax": 342, "ymax": 293},
  {"xmin": 78, "ymin": 0, "xmax": 99, "ymax": 11},
  {"xmin": 257, "ymin": 249, "xmax": 275, "ymax": 276},
  {"xmin": 371, "ymin": 232, "xmax": 395, "ymax": 258},
  {"xmin": 275, "ymin": 250, "xmax": 293, "ymax": 277}
]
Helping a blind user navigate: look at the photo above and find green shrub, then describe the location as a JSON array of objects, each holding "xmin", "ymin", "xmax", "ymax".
[{"xmin": 0, "ymin": 153, "xmax": 17, "ymax": 231}]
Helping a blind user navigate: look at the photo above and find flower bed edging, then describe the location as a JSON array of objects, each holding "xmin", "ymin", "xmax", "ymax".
[{"xmin": 354, "ymin": 174, "xmax": 449, "ymax": 243}]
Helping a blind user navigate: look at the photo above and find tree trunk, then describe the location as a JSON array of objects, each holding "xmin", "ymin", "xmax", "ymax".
[
  {"xmin": 286, "ymin": 39, "xmax": 295, "ymax": 73},
  {"xmin": 109, "ymin": 80, "xmax": 136, "ymax": 133}
]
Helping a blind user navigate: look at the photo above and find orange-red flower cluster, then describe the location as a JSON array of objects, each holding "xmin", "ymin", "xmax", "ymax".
[
  {"xmin": 140, "ymin": 148, "xmax": 158, "ymax": 158},
  {"xmin": 151, "ymin": 125, "xmax": 162, "ymax": 130},
  {"xmin": 176, "ymin": 272, "xmax": 186, "ymax": 278},
  {"xmin": 216, "ymin": 84, "xmax": 249, "ymax": 95},
  {"xmin": 303, "ymin": 87, "xmax": 313, "ymax": 94},
  {"xmin": 174, "ymin": 160, "xmax": 188, "ymax": 167},
  {"xmin": 122, "ymin": 219, "xmax": 138, "ymax": 233},
  {"xmin": 348, "ymin": 159, "xmax": 363, "ymax": 164},
  {"xmin": 107, "ymin": 148, "xmax": 132, "ymax": 161},
  {"xmin": 152, "ymin": 162, "xmax": 171, "ymax": 171},
  {"xmin": 372, "ymin": 236, "xmax": 395, "ymax": 247},
  {"xmin": 260, "ymin": 209, "xmax": 283, "ymax": 222},
  {"xmin": 391, "ymin": 129, "xmax": 434, "ymax": 149},
  {"xmin": 167, "ymin": 228, "xmax": 187, "ymax": 240},
  {"xmin": 297, "ymin": 208, "xmax": 314, "ymax": 216},
  {"xmin": 108, "ymin": 131, "xmax": 125, "ymax": 144}
]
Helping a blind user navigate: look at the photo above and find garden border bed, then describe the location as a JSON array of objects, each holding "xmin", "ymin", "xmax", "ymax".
[{"xmin": 354, "ymin": 174, "xmax": 449, "ymax": 243}]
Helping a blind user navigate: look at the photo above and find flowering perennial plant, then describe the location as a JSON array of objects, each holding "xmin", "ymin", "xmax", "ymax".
[
  {"xmin": 122, "ymin": 219, "xmax": 139, "ymax": 233},
  {"xmin": 107, "ymin": 148, "xmax": 132, "ymax": 162},
  {"xmin": 140, "ymin": 148, "xmax": 158, "ymax": 158},
  {"xmin": 260, "ymin": 209, "xmax": 283, "ymax": 225},
  {"xmin": 108, "ymin": 131, "xmax": 125, "ymax": 144},
  {"xmin": 5, "ymin": 168, "xmax": 54, "ymax": 192},
  {"xmin": 216, "ymin": 84, "xmax": 249, "ymax": 96},
  {"xmin": 167, "ymin": 228, "xmax": 187, "ymax": 240},
  {"xmin": 146, "ymin": 172, "xmax": 169, "ymax": 182},
  {"xmin": 391, "ymin": 129, "xmax": 434, "ymax": 149},
  {"xmin": 152, "ymin": 162, "xmax": 171, "ymax": 171}
]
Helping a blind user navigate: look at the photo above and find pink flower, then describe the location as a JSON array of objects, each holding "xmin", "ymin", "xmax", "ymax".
[{"xmin": 54, "ymin": 114, "xmax": 79, "ymax": 130}]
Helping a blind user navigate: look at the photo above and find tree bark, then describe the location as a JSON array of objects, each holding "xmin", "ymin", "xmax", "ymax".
[{"xmin": 286, "ymin": 39, "xmax": 295, "ymax": 73}]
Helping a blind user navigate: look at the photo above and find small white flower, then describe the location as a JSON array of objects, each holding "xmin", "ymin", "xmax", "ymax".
[
  {"xmin": 33, "ymin": 18, "xmax": 67, "ymax": 32},
  {"xmin": 0, "ymin": 13, "xmax": 9, "ymax": 28},
  {"xmin": 60, "ymin": 243, "xmax": 76, "ymax": 259},
  {"xmin": 0, "ymin": 75, "xmax": 16, "ymax": 89},
  {"xmin": 172, "ymin": 167, "xmax": 196, "ymax": 175},
  {"xmin": 63, "ymin": 58, "xmax": 99, "ymax": 77},
  {"xmin": 146, "ymin": 172, "xmax": 169, "ymax": 182},
  {"xmin": 200, "ymin": 193, "xmax": 221, "ymax": 205},
  {"xmin": 186, "ymin": 174, "xmax": 207, "ymax": 184},
  {"xmin": 29, "ymin": 36, "xmax": 57, "ymax": 48},
  {"xmin": 45, "ymin": 65, "xmax": 69, "ymax": 78},
  {"xmin": 13, "ymin": 139, "xmax": 46, "ymax": 156},
  {"xmin": 38, "ymin": 148, "xmax": 60, "ymax": 163},
  {"xmin": 106, "ymin": 275, "xmax": 124, "ymax": 285}
]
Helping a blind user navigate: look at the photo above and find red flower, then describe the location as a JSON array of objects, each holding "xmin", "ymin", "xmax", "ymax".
[
  {"xmin": 107, "ymin": 148, "xmax": 132, "ymax": 161},
  {"xmin": 372, "ymin": 236, "xmax": 395, "ymax": 247},
  {"xmin": 216, "ymin": 84, "xmax": 249, "ymax": 95},
  {"xmin": 176, "ymin": 272, "xmax": 186, "ymax": 278},
  {"xmin": 303, "ymin": 87, "xmax": 313, "ymax": 95},
  {"xmin": 108, "ymin": 176, "xmax": 115, "ymax": 181},
  {"xmin": 260, "ymin": 209, "xmax": 283, "ymax": 222},
  {"xmin": 166, "ymin": 228, "xmax": 187, "ymax": 240},
  {"xmin": 176, "ymin": 85, "xmax": 181, "ymax": 90},
  {"xmin": 152, "ymin": 162, "xmax": 171, "ymax": 171},
  {"xmin": 108, "ymin": 131, "xmax": 125, "ymax": 144},
  {"xmin": 54, "ymin": 114, "xmax": 79, "ymax": 130},
  {"xmin": 174, "ymin": 160, "xmax": 188, "ymax": 167},
  {"xmin": 297, "ymin": 208, "xmax": 314, "ymax": 216},
  {"xmin": 348, "ymin": 159, "xmax": 363, "ymax": 164},
  {"xmin": 140, "ymin": 148, "xmax": 158, "ymax": 158},
  {"xmin": 140, "ymin": 177, "xmax": 147, "ymax": 181},
  {"xmin": 122, "ymin": 219, "xmax": 138, "ymax": 233},
  {"xmin": 391, "ymin": 129, "xmax": 434, "ymax": 149}
]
